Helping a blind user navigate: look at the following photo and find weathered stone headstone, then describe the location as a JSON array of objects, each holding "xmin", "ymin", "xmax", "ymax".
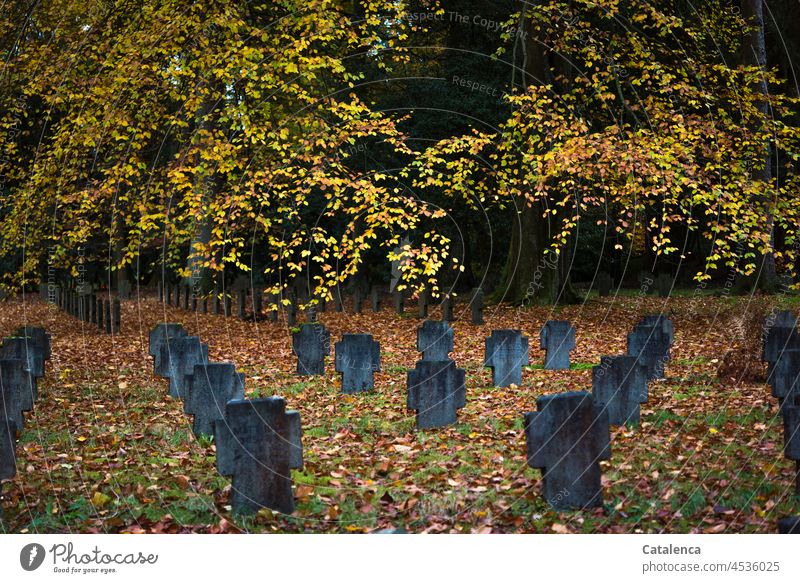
[
  {"xmin": 0, "ymin": 337, "xmax": 44, "ymax": 378},
  {"xmin": 104, "ymin": 300, "xmax": 112, "ymax": 334},
  {"xmin": 592, "ymin": 355, "xmax": 649, "ymax": 426},
  {"xmin": 353, "ymin": 288, "xmax": 363, "ymax": 314},
  {"xmin": 627, "ymin": 324, "xmax": 670, "ymax": 380},
  {"xmin": 148, "ymin": 323, "xmax": 187, "ymax": 361},
  {"xmin": 407, "ymin": 360, "xmax": 466, "ymax": 429},
  {"xmin": 484, "ymin": 330, "xmax": 529, "ymax": 387},
  {"xmin": 267, "ymin": 294, "xmax": 278, "ymax": 322},
  {"xmin": 97, "ymin": 298, "xmax": 104, "ymax": 330},
  {"xmin": 214, "ymin": 397, "xmax": 303, "ymax": 514},
  {"xmin": 306, "ymin": 305, "xmax": 317, "ymax": 323},
  {"xmin": 89, "ymin": 295, "xmax": 97, "ymax": 323},
  {"xmin": 157, "ymin": 336, "xmax": 209, "ymax": 399},
  {"xmin": 113, "ymin": 299, "xmax": 121, "ymax": 332},
  {"xmin": 416, "ymin": 320, "xmax": 454, "ymax": 361},
  {"xmin": 393, "ymin": 291, "xmax": 404, "ymax": 314},
  {"xmin": 118, "ymin": 278, "xmax": 132, "ymax": 300},
  {"xmin": 253, "ymin": 291, "xmax": 263, "ymax": 321},
  {"xmin": 335, "ymin": 334, "xmax": 380, "ymax": 393},
  {"xmin": 157, "ymin": 281, "xmax": 163, "ymax": 302},
  {"xmin": 174, "ymin": 284, "xmax": 181, "ymax": 308},
  {"xmin": 213, "ymin": 294, "xmax": 221, "ymax": 315},
  {"xmin": 224, "ymin": 294, "xmax": 231, "ymax": 317},
  {"xmin": 779, "ymin": 517, "xmax": 800, "ymax": 534},
  {"xmin": 656, "ymin": 273, "xmax": 672, "ymax": 298},
  {"xmin": 524, "ymin": 391, "xmax": 611, "ymax": 509},
  {"xmin": 185, "ymin": 362, "xmax": 245, "ymax": 437},
  {"xmin": 441, "ymin": 295, "xmax": 454, "ymax": 322},
  {"xmin": 0, "ymin": 418, "xmax": 17, "ymax": 480},
  {"xmin": 641, "ymin": 314, "xmax": 674, "ymax": 346},
  {"xmin": 417, "ymin": 291, "xmax": 428, "ymax": 319},
  {"xmin": 292, "ymin": 323, "xmax": 330, "ymax": 376},
  {"xmin": 286, "ymin": 300, "xmax": 297, "ymax": 327},
  {"xmin": 597, "ymin": 272, "xmax": 612, "ymax": 297},
  {"xmin": 539, "ymin": 320, "xmax": 576, "ymax": 370},
  {"xmin": 470, "ymin": 288, "xmax": 484, "ymax": 325},
  {"xmin": 14, "ymin": 326, "xmax": 51, "ymax": 360},
  {"xmin": 638, "ymin": 271, "xmax": 655, "ymax": 294},
  {"xmin": 0, "ymin": 360, "xmax": 33, "ymax": 429},
  {"xmin": 783, "ymin": 400, "xmax": 800, "ymax": 495},
  {"xmin": 770, "ymin": 350, "xmax": 800, "ymax": 403}
]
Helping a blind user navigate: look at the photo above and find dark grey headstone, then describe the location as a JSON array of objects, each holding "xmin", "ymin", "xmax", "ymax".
[
  {"xmin": 157, "ymin": 281, "xmax": 163, "ymax": 302},
  {"xmin": 0, "ymin": 337, "xmax": 44, "ymax": 378},
  {"xmin": 393, "ymin": 291, "xmax": 404, "ymax": 314},
  {"xmin": 638, "ymin": 271, "xmax": 655, "ymax": 294},
  {"xmin": 416, "ymin": 320, "xmax": 454, "ymax": 361},
  {"xmin": 627, "ymin": 324, "xmax": 670, "ymax": 380},
  {"xmin": 292, "ymin": 323, "xmax": 330, "ymax": 375},
  {"xmin": 214, "ymin": 294, "xmax": 221, "ymax": 315},
  {"xmin": 174, "ymin": 284, "xmax": 181, "ymax": 308},
  {"xmin": 104, "ymin": 300, "xmax": 112, "ymax": 334},
  {"xmin": 353, "ymin": 288, "xmax": 363, "ymax": 314},
  {"xmin": 597, "ymin": 272, "xmax": 612, "ymax": 297},
  {"xmin": 267, "ymin": 294, "xmax": 278, "ymax": 322},
  {"xmin": 148, "ymin": 324, "xmax": 187, "ymax": 359},
  {"xmin": 779, "ymin": 517, "xmax": 800, "ymax": 534},
  {"xmin": 407, "ymin": 359, "xmax": 466, "ymax": 429},
  {"xmin": 237, "ymin": 289, "xmax": 246, "ymax": 319},
  {"xmin": 97, "ymin": 298, "xmax": 104, "ymax": 330},
  {"xmin": 113, "ymin": 299, "xmax": 121, "ymax": 332},
  {"xmin": 441, "ymin": 295, "xmax": 453, "ymax": 322},
  {"xmin": 118, "ymin": 278, "xmax": 132, "ymax": 300},
  {"xmin": 484, "ymin": 330, "xmax": 529, "ymax": 387},
  {"xmin": 253, "ymin": 292, "xmax": 263, "ymax": 321},
  {"xmin": 0, "ymin": 418, "xmax": 17, "ymax": 480},
  {"xmin": 286, "ymin": 300, "xmax": 297, "ymax": 327},
  {"xmin": 783, "ymin": 399, "xmax": 800, "ymax": 496},
  {"xmin": 185, "ymin": 363, "xmax": 244, "ymax": 437},
  {"xmin": 335, "ymin": 334, "xmax": 380, "ymax": 393},
  {"xmin": 470, "ymin": 289, "xmax": 483, "ymax": 325},
  {"xmin": 656, "ymin": 273, "xmax": 672, "ymax": 298},
  {"xmin": 539, "ymin": 320, "xmax": 576, "ymax": 370},
  {"xmin": 224, "ymin": 295, "xmax": 231, "ymax": 317},
  {"xmin": 0, "ymin": 360, "xmax": 34, "ymax": 429},
  {"xmin": 215, "ymin": 397, "xmax": 303, "ymax": 514},
  {"xmin": 166, "ymin": 285, "xmax": 172, "ymax": 305},
  {"xmin": 14, "ymin": 327, "xmax": 51, "ymax": 360},
  {"xmin": 524, "ymin": 391, "xmax": 611, "ymax": 509},
  {"xmin": 770, "ymin": 350, "xmax": 800, "ymax": 401},
  {"xmin": 417, "ymin": 292, "xmax": 428, "ymax": 319},
  {"xmin": 592, "ymin": 356, "xmax": 648, "ymax": 426},
  {"xmin": 157, "ymin": 336, "xmax": 209, "ymax": 399},
  {"xmin": 641, "ymin": 314, "xmax": 674, "ymax": 346},
  {"xmin": 90, "ymin": 295, "xmax": 97, "ymax": 323},
  {"xmin": 201, "ymin": 298, "xmax": 208, "ymax": 314},
  {"xmin": 306, "ymin": 305, "xmax": 317, "ymax": 323}
]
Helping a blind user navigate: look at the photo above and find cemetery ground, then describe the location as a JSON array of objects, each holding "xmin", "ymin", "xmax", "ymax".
[{"xmin": 0, "ymin": 293, "xmax": 798, "ymax": 534}]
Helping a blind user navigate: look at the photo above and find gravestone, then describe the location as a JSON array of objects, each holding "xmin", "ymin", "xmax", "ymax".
[
  {"xmin": 157, "ymin": 281, "xmax": 163, "ymax": 302},
  {"xmin": 90, "ymin": 295, "xmax": 97, "ymax": 323},
  {"xmin": 14, "ymin": 326, "xmax": 51, "ymax": 360},
  {"xmin": 306, "ymin": 305, "xmax": 317, "ymax": 323},
  {"xmin": 779, "ymin": 517, "xmax": 800, "ymax": 534},
  {"xmin": 253, "ymin": 291, "xmax": 263, "ymax": 321},
  {"xmin": 174, "ymin": 284, "xmax": 181, "ymax": 308},
  {"xmin": 655, "ymin": 273, "xmax": 672, "ymax": 298},
  {"xmin": 524, "ymin": 391, "xmax": 611, "ymax": 509},
  {"xmin": 0, "ymin": 337, "xmax": 45, "ymax": 378},
  {"xmin": 371, "ymin": 286, "xmax": 381, "ymax": 312},
  {"xmin": 185, "ymin": 362, "xmax": 245, "ymax": 437},
  {"xmin": 416, "ymin": 320, "xmax": 454, "ymax": 361},
  {"xmin": 292, "ymin": 323, "xmax": 330, "ymax": 376},
  {"xmin": 597, "ymin": 272, "xmax": 613, "ymax": 297},
  {"xmin": 213, "ymin": 294, "xmax": 221, "ymax": 315},
  {"xmin": 118, "ymin": 278, "xmax": 132, "ymax": 300},
  {"xmin": 157, "ymin": 336, "xmax": 209, "ymax": 399},
  {"xmin": 224, "ymin": 295, "xmax": 231, "ymax": 317},
  {"xmin": 783, "ymin": 399, "xmax": 800, "ymax": 495},
  {"xmin": 539, "ymin": 320, "xmax": 576, "ymax": 370},
  {"xmin": 286, "ymin": 300, "xmax": 297, "ymax": 327},
  {"xmin": 335, "ymin": 334, "xmax": 381, "ymax": 393},
  {"xmin": 267, "ymin": 294, "xmax": 278, "ymax": 322},
  {"xmin": 592, "ymin": 355, "xmax": 649, "ymax": 426},
  {"xmin": 407, "ymin": 360, "xmax": 466, "ymax": 429},
  {"xmin": 638, "ymin": 271, "xmax": 655, "ymax": 293},
  {"xmin": 148, "ymin": 323, "xmax": 187, "ymax": 364},
  {"xmin": 627, "ymin": 324, "xmax": 670, "ymax": 380},
  {"xmin": 393, "ymin": 291, "xmax": 404, "ymax": 314},
  {"xmin": 201, "ymin": 298, "xmax": 208, "ymax": 314},
  {"xmin": 641, "ymin": 314, "xmax": 674, "ymax": 346},
  {"xmin": 484, "ymin": 330, "xmax": 529, "ymax": 387},
  {"xmin": 0, "ymin": 360, "xmax": 33, "ymax": 429},
  {"xmin": 215, "ymin": 397, "xmax": 303, "ymax": 514},
  {"xmin": 417, "ymin": 291, "xmax": 428, "ymax": 319},
  {"xmin": 441, "ymin": 295, "xmax": 454, "ymax": 322},
  {"xmin": 113, "ymin": 299, "xmax": 121, "ymax": 332},
  {"xmin": 166, "ymin": 285, "xmax": 172, "ymax": 305},
  {"xmin": 353, "ymin": 288, "xmax": 363, "ymax": 313},
  {"xmin": 770, "ymin": 350, "xmax": 800, "ymax": 404},
  {"xmin": 0, "ymin": 418, "xmax": 17, "ymax": 480},
  {"xmin": 470, "ymin": 289, "xmax": 484, "ymax": 325}
]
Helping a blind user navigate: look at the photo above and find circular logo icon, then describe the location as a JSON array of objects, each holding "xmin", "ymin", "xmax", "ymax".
[{"xmin": 20, "ymin": 543, "xmax": 46, "ymax": 571}]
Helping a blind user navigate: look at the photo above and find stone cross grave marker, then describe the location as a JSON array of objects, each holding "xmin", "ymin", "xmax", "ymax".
[
  {"xmin": 524, "ymin": 391, "xmax": 611, "ymax": 509},
  {"xmin": 157, "ymin": 336, "xmax": 208, "ymax": 399},
  {"xmin": 292, "ymin": 323, "xmax": 330, "ymax": 376},
  {"xmin": 0, "ymin": 418, "xmax": 17, "ymax": 481},
  {"xmin": 14, "ymin": 327, "xmax": 51, "ymax": 360},
  {"xmin": 215, "ymin": 397, "xmax": 303, "ymax": 514},
  {"xmin": 627, "ymin": 324, "xmax": 670, "ymax": 380},
  {"xmin": 539, "ymin": 320, "xmax": 576, "ymax": 370},
  {"xmin": 185, "ymin": 362, "xmax": 245, "ymax": 437},
  {"xmin": 416, "ymin": 320, "xmax": 454, "ymax": 361},
  {"xmin": 441, "ymin": 295, "xmax": 453, "ymax": 322},
  {"xmin": 148, "ymin": 323, "xmax": 186, "ymax": 371},
  {"xmin": 335, "ymin": 334, "xmax": 380, "ymax": 393},
  {"xmin": 484, "ymin": 330, "xmax": 529, "ymax": 387},
  {"xmin": 0, "ymin": 359, "xmax": 35, "ymax": 430},
  {"xmin": 393, "ymin": 291, "xmax": 404, "ymax": 314},
  {"xmin": 592, "ymin": 355, "xmax": 649, "ymax": 426},
  {"xmin": 470, "ymin": 289, "xmax": 484, "ymax": 325},
  {"xmin": 0, "ymin": 337, "xmax": 44, "ymax": 378},
  {"xmin": 407, "ymin": 359, "xmax": 466, "ymax": 429},
  {"xmin": 371, "ymin": 286, "xmax": 381, "ymax": 312},
  {"xmin": 770, "ymin": 350, "xmax": 800, "ymax": 405},
  {"xmin": 640, "ymin": 314, "xmax": 674, "ymax": 346}
]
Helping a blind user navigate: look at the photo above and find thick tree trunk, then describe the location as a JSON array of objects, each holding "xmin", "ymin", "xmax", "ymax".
[
  {"xmin": 742, "ymin": 0, "xmax": 778, "ymax": 291},
  {"xmin": 493, "ymin": 2, "xmax": 579, "ymax": 305}
]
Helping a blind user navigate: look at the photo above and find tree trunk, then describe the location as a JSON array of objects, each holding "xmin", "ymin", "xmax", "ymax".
[
  {"xmin": 493, "ymin": 2, "xmax": 579, "ymax": 305},
  {"xmin": 742, "ymin": 0, "xmax": 778, "ymax": 291}
]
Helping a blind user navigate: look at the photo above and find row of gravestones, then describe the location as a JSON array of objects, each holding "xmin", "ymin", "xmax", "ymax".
[
  {"xmin": 0, "ymin": 326, "xmax": 51, "ymax": 513},
  {"xmin": 762, "ymin": 310, "xmax": 800, "ymax": 533},
  {"xmin": 148, "ymin": 324, "xmax": 303, "ymax": 515},
  {"xmin": 43, "ymin": 284, "xmax": 121, "ymax": 334},
  {"xmin": 158, "ymin": 282, "xmax": 486, "ymax": 326}
]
